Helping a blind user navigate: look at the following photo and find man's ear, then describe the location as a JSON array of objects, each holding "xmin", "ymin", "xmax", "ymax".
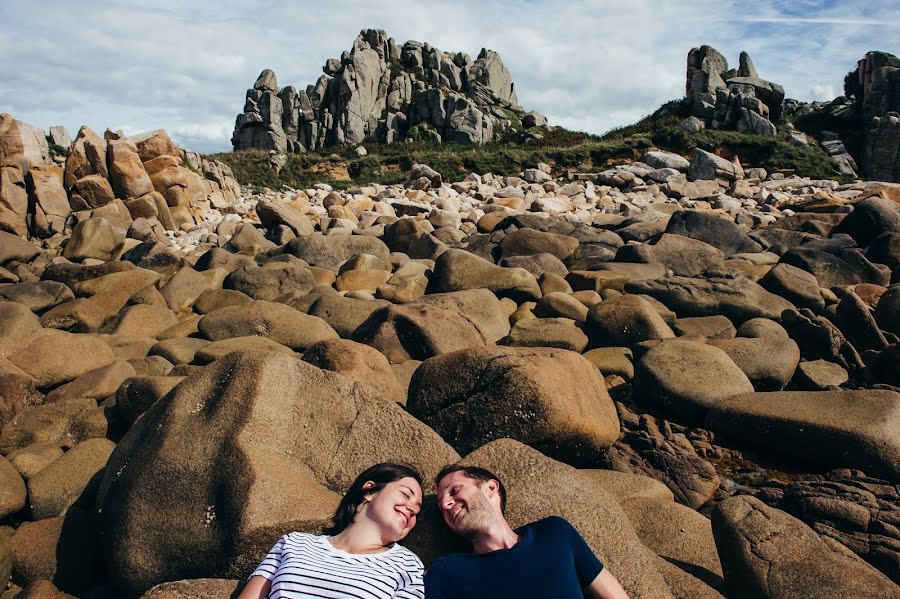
[{"xmin": 484, "ymin": 479, "xmax": 500, "ymax": 497}]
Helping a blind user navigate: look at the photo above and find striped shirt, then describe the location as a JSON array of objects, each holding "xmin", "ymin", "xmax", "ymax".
[{"xmin": 251, "ymin": 532, "xmax": 424, "ymax": 599}]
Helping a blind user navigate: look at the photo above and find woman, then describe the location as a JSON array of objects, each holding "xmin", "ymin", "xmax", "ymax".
[{"xmin": 239, "ymin": 463, "xmax": 425, "ymax": 599}]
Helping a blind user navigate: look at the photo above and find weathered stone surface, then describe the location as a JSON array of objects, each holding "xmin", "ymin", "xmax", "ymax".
[
  {"xmin": 27, "ymin": 438, "xmax": 115, "ymax": 520},
  {"xmin": 758, "ymin": 263, "xmax": 825, "ymax": 311},
  {"xmin": 707, "ymin": 337, "xmax": 799, "ymax": 391},
  {"xmin": 284, "ymin": 233, "xmax": 390, "ymax": 271},
  {"xmin": 304, "ymin": 290, "xmax": 390, "ymax": 339},
  {"xmin": 418, "ymin": 289, "xmax": 510, "ymax": 343},
  {"xmin": 192, "ymin": 336, "xmax": 295, "ymax": 365},
  {"xmin": 44, "ymin": 360, "xmax": 135, "ymax": 404},
  {"xmin": 408, "ymin": 346, "xmax": 620, "ymax": 465},
  {"xmin": 0, "ymin": 454, "xmax": 26, "ymax": 518},
  {"xmin": 497, "ymin": 227, "xmax": 579, "ymax": 262},
  {"xmin": 107, "ymin": 140, "xmax": 154, "ymax": 200},
  {"xmin": 8, "ymin": 330, "xmax": 117, "ymax": 389},
  {"xmin": 97, "ymin": 350, "xmax": 458, "ymax": 596},
  {"xmin": 115, "ymin": 376, "xmax": 184, "ymax": 423},
  {"xmin": 62, "ymin": 218, "xmax": 121, "ymax": 262},
  {"xmin": 626, "ymin": 274, "xmax": 795, "ymax": 324},
  {"xmin": 352, "ymin": 303, "xmax": 487, "ymax": 364},
  {"xmin": 302, "ymin": 339, "xmax": 406, "ymax": 405},
  {"xmin": 0, "ymin": 397, "xmax": 100, "ymax": 455},
  {"xmin": 672, "ymin": 315, "xmax": 736, "ymax": 339},
  {"xmin": 706, "ymin": 390, "xmax": 900, "ymax": 479},
  {"xmin": 0, "ymin": 281, "xmax": 74, "ymax": 314},
  {"xmin": 27, "ymin": 166, "xmax": 70, "ymax": 238},
  {"xmin": 634, "ymin": 339, "xmax": 754, "ymax": 422},
  {"xmin": 6, "ymin": 443, "xmax": 64, "ymax": 480},
  {"xmin": 138, "ymin": 578, "xmax": 241, "ymax": 599},
  {"xmin": 223, "ymin": 263, "xmax": 315, "ymax": 302},
  {"xmin": 665, "ymin": 210, "xmax": 761, "ymax": 257},
  {"xmin": 832, "ymin": 196, "xmax": 900, "ymax": 247},
  {"xmin": 499, "ymin": 317, "xmax": 588, "ymax": 352},
  {"xmin": 199, "ymin": 300, "xmax": 338, "ymax": 351},
  {"xmin": 712, "ymin": 495, "xmax": 897, "ymax": 599},
  {"xmin": 102, "ymin": 304, "xmax": 179, "ymax": 338},
  {"xmin": 0, "ymin": 231, "xmax": 40, "ymax": 265},
  {"xmin": 616, "ymin": 234, "xmax": 725, "ymax": 277},
  {"xmin": 587, "ymin": 294, "xmax": 675, "ymax": 347},
  {"xmin": 780, "ymin": 241, "xmax": 890, "ymax": 288},
  {"xmin": 429, "ymin": 248, "xmax": 541, "ymax": 301}
]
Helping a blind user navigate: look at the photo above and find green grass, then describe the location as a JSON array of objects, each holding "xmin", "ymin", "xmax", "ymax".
[{"xmin": 211, "ymin": 98, "xmax": 851, "ymax": 190}]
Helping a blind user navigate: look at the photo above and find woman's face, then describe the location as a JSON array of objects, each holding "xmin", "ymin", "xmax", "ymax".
[{"xmin": 362, "ymin": 476, "xmax": 423, "ymax": 542}]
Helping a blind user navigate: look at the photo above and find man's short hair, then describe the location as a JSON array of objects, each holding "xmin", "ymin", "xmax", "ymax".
[{"xmin": 436, "ymin": 465, "xmax": 507, "ymax": 514}]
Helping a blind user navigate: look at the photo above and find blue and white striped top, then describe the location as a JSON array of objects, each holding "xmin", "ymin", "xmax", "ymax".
[{"xmin": 251, "ymin": 532, "xmax": 424, "ymax": 599}]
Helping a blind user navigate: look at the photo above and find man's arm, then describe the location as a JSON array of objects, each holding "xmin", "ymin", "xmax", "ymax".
[{"xmin": 585, "ymin": 568, "xmax": 629, "ymax": 599}]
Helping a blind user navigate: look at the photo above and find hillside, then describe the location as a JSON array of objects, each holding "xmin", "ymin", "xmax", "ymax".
[{"xmin": 213, "ymin": 98, "xmax": 847, "ymax": 190}]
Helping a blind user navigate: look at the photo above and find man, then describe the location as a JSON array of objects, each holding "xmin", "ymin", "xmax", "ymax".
[{"xmin": 425, "ymin": 465, "xmax": 630, "ymax": 599}]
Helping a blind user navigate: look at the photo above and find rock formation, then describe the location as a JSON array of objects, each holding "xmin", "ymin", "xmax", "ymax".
[
  {"xmin": 685, "ymin": 46, "xmax": 785, "ymax": 137},
  {"xmin": 852, "ymin": 52, "xmax": 900, "ymax": 182},
  {"xmin": 0, "ymin": 114, "xmax": 241, "ymax": 243},
  {"xmin": 232, "ymin": 29, "xmax": 546, "ymax": 152}
]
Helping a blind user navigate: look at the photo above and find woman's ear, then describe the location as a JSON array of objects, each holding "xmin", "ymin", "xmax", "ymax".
[{"xmin": 361, "ymin": 480, "xmax": 376, "ymax": 501}]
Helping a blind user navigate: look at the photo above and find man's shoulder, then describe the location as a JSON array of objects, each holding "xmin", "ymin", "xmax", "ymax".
[{"xmin": 519, "ymin": 515, "xmax": 575, "ymax": 534}]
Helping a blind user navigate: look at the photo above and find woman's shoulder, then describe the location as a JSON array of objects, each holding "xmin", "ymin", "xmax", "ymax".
[
  {"xmin": 387, "ymin": 543, "xmax": 424, "ymax": 569},
  {"xmin": 279, "ymin": 531, "xmax": 324, "ymax": 546}
]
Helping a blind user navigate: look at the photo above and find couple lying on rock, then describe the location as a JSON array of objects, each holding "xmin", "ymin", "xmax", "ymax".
[{"xmin": 238, "ymin": 462, "xmax": 629, "ymax": 599}]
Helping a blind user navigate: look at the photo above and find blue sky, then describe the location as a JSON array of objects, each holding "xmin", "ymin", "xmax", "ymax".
[{"xmin": 1, "ymin": 0, "xmax": 898, "ymax": 153}]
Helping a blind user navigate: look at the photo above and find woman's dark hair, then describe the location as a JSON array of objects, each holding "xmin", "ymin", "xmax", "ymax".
[{"xmin": 324, "ymin": 463, "xmax": 423, "ymax": 535}]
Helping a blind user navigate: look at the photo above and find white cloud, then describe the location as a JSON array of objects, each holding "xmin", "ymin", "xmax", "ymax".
[{"xmin": 1, "ymin": 0, "xmax": 898, "ymax": 153}]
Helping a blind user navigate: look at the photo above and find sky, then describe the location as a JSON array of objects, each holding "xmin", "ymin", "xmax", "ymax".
[{"xmin": 1, "ymin": 0, "xmax": 898, "ymax": 154}]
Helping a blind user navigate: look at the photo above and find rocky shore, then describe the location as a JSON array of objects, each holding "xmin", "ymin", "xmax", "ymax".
[{"xmin": 1, "ymin": 114, "xmax": 899, "ymax": 598}]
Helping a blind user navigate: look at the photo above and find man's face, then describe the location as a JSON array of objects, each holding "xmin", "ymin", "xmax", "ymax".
[{"xmin": 436, "ymin": 471, "xmax": 496, "ymax": 540}]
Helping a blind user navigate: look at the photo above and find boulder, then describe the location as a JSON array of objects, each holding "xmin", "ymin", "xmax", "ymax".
[
  {"xmin": 793, "ymin": 359, "xmax": 849, "ymax": 390},
  {"xmin": 672, "ymin": 315, "xmax": 736, "ymax": 340},
  {"xmin": 712, "ymin": 495, "xmax": 897, "ymax": 598},
  {"xmin": 27, "ymin": 166, "xmax": 70, "ymax": 238},
  {"xmin": 192, "ymin": 336, "xmax": 295, "ymax": 365},
  {"xmin": 115, "ymin": 376, "xmax": 184, "ymax": 423},
  {"xmin": 687, "ymin": 149, "xmax": 743, "ymax": 182},
  {"xmin": 97, "ymin": 350, "xmax": 458, "ymax": 596},
  {"xmin": 534, "ymin": 292, "xmax": 589, "ymax": 323},
  {"xmin": 107, "ymin": 140, "xmax": 153, "ymax": 199},
  {"xmin": 781, "ymin": 308, "xmax": 866, "ymax": 374},
  {"xmin": 622, "ymin": 498, "xmax": 724, "ymax": 594},
  {"xmin": 0, "ymin": 397, "xmax": 99, "ymax": 455},
  {"xmin": 664, "ymin": 211, "xmax": 761, "ymax": 257},
  {"xmin": 707, "ymin": 337, "xmax": 799, "ymax": 391},
  {"xmin": 706, "ymin": 390, "xmax": 900, "ymax": 479},
  {"xmin": 139, "ymin": 579, "xmax": 242, "ymax": 599},
  {"xmin": 0, "ymin": 113, "xmax": 49, "ymax": 172},
  {"xmin": 641, "ymin": 151, "xmax": 691, "ymax": 171},
  {"xmin": 9, "ymin": 507, "xmax": 103, "ymax": 595},
  {"xmin": 199, "ymin": 300, "xmax": 338, "ymax": 351},
  {"xmin": 193, "ymin": 289, "xmax": 253, "ymax": 315},
  {"xmin": 70, "ymin": 175, "xmax": 115, "ymax": 210},
  {"xmin": 302, "ymin": 339, "xmax": 406, "ymax": 405},
  {"xmin": 735, "ymin": 318, "xmax": 789, "ymax": 339},
  {"xmin": 149, "ymin": 338, "xmax": 211, "ymax": 366},
  {"xmin": 0, "ymin": 231, "xmax": 40, "ymax": 265},
  {"xmin": 8, "ymin": 330, "xmax": 117, "ymax": 389},
  {"xmin": 407, "ymin": 346, "xmax": 620, "ymax": 465},
  {"xmin": 0, "ymin": 300, "xmax": 43, "ymax": 358},
  {"xmin": 352, "ymin": 303, "xmax": 488, "ymax": 364},
  {"xmin": 499, "ymin": 317, "xmax": 588, "ymax": 352},
  {"xmin": 499, "ymin": 253, "xmax": 568, "ymax": 278},
  {"xmin": 6, "ymin": 443, "xmax": 64, "ymax": 480},
  {"xmin": 780, "ymin": 242, "xmax": 890, "ymax": 288},
  {"xmin": 0, "ymin": 165, "xmax": 28, "ymax": 236},
  {"xmin": 43, "ymin": 360, "xmax": 135, "ymax": 403},
  {"xmin": 831, "ymin": 196, "xmax": 900, "ymax": 247},
  {"xmin": 587, "ymin": 295, "xmax": 675, "ymax": 347},
  {"xmin": 454, "ymin": 439, "xmax": 674, "ymax": 598},
  {"xmin": 616, "ymin": 234, "xmax": 725, "ymax": 277},
  {"xmin": 27, "ymin": 438, "xmax": 116, "ymax": 520},
  {"xmin": 62, "ymin": 218, "xmax": 121, "ymax": 262},
  {"xmin": 16, "ymin": 580, "xmax": 78, "ymax": 599},
  {"xmin": 428, "ymin": 248, "xmax": 541, "ymax": 301},
  {"xmin": 223, "ymin": 262, "xmax": 316, "ymax": 302},
  {"xmin": 158, "ymin": 267, "xmax": 210, "ymax": 313},
  {"xmin": 306, "ymin": 291, "xmax": 390, "ymax": 339},
  {"xmin": 284, "ymin": 233, "xmax": 391, "ymax": 271},
  {"xmin": 0, "ymin": 454, "xmax": 26, "ymax": 518},
  {"xmin": 633, "ymin": 339, "xmax": 755, "ymax": 422},
  {"xmin": 874, "ymin": 284, "xmax": 900, "ymax": 335},
  {"xmin": 497, "ymin": 228, "xmax": 580, "ymax": 262},
  {"xmin": 0, "ymin": 281, "xmax": 75, "ymax": 314},
  {"xmin": 418, "ymin": 289, "xmax": 510, "ymax": 343},
  {"xmin": 758, "ymin": 263, "xmax": 825, "ymax": 311},
  {"xmin": 626, "ymin": 274, "xmax": 795, "ymax": 324},
  {"xmin": 102, "ymin": 304, "xmax": 179, "ymax": 338}
]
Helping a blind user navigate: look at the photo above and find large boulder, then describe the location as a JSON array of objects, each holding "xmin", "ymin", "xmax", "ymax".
[
  {"xmin": 97, "ymin": 350, "xmax": 459, "ymax": 597},
  {"xmin": 758, "ymin": 263, "xmax": 825, "ymax": 311},
  {"xmin": 284, "ymin": 233, "xmax": 390, "ymax": 271},
  {"xmin": 712, "ymin": 495, "xmax": 897, "ymax": 598},
  {"xmin": 706, "ymin": 390, "xmax": 900, "ymax": 479},
  {"xmin": 0, "ymin": 113, "xmax": 49, "ymax": 172},
  {"xmin": 497, "ymin": 228, "xmax": 580, "ymax": 262},
  {"xmin": 707, "ymin": 337, "xmax": 800, "ymax": 391},
  {"xmin": 407, "ymin": 346, "xmax": 620, "ymax": 465},
  {"xmin": 27, "ymin": 166, "xmax": 70, "ymax": 238},
  {"xmin": 0, "ymin": 454, "xmax": 26, "ymax": 518},
  {"xmin": 27, "ymin": 438, "xmax": 115, "ymax": 520},
  {"xmin": 831, "ymin": 196, "xmax": 900, "ymax": 247},
  {"xmin": 107, "ymin": 140, "xmax": 153, "ymax": 200},
  {"xmin": 780, "ymin": 240, "xmax": 890, "ymax": 288},
  {"xmin": 306, "ymin": 291, "xmax": 390, "ymax": 338},
  {"xmin": 687, "ymin": 149, "xmax": 744, "ymax": 183},
  {"xmin": 352, "ymin": 303, "xmax": 488, "ymax": 364},
  {"xmin": 428, "ymin": 248, "xmax": 541, "ymax": 301},
  {"xmin": 0, "ymin": 165, "xmax": 28, "ymax": 236},
  {"xmin": 302, "ymin": 339, "xmax": 406, "ymax": 405},
  {"xmin": 7, "ymin": 330, "xmax": 117, "ymax": 389},
  {"xmin": 418, "ymin": 289, "xmax": 510, "ymax": 343},
  {"xmin": 198, "ymin": 301, "xmax": 338, "ymax": 351},
  {"xmin": 223, "ymin": 263, "xmax": 315, "ymax": 302},
  {"xmin": 587, "ymin": 294, "xmax": 675, "ymax": 347},
  {"xmin": 616, "ymin": 234, "xmax": 725, "ymax": 277},
  {"xmin": 626, "ymin": 274, "xmax": 795, "ymax": 324},
  {"xmin": 633, "ymin": 339, "xmax": 755, "ymax": 422},
  {"xmin": 664, "ymin": 211, "xmax": 762, "ymax": 257},
  {"xmin": 453, "ymin": 439, "xmax": 675, "ymax": 598}
]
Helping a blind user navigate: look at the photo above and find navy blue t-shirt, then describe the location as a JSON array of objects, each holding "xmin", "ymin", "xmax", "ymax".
[{"xmin": 424, "ymin": 516, "xmax": 604, "ymax": 598}]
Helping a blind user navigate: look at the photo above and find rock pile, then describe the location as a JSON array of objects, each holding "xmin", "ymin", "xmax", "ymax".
[
  {"xmin": 231, "ymin": 29, "xmax": 546, "ymax": 152},
  {"xmin": 854, "ymin": 51, "xmax": 900, "ymax": 182},
  {"xmin": 0, "ymin": 113, "xmax": 241, "ymax": 243},
  {"xmin": 1, "ymin": 131, "xmax": 899, "ymax": 598},
  {"xmin": 685, "ymin": 46, "xmax": 785, "ymax": 137}
]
